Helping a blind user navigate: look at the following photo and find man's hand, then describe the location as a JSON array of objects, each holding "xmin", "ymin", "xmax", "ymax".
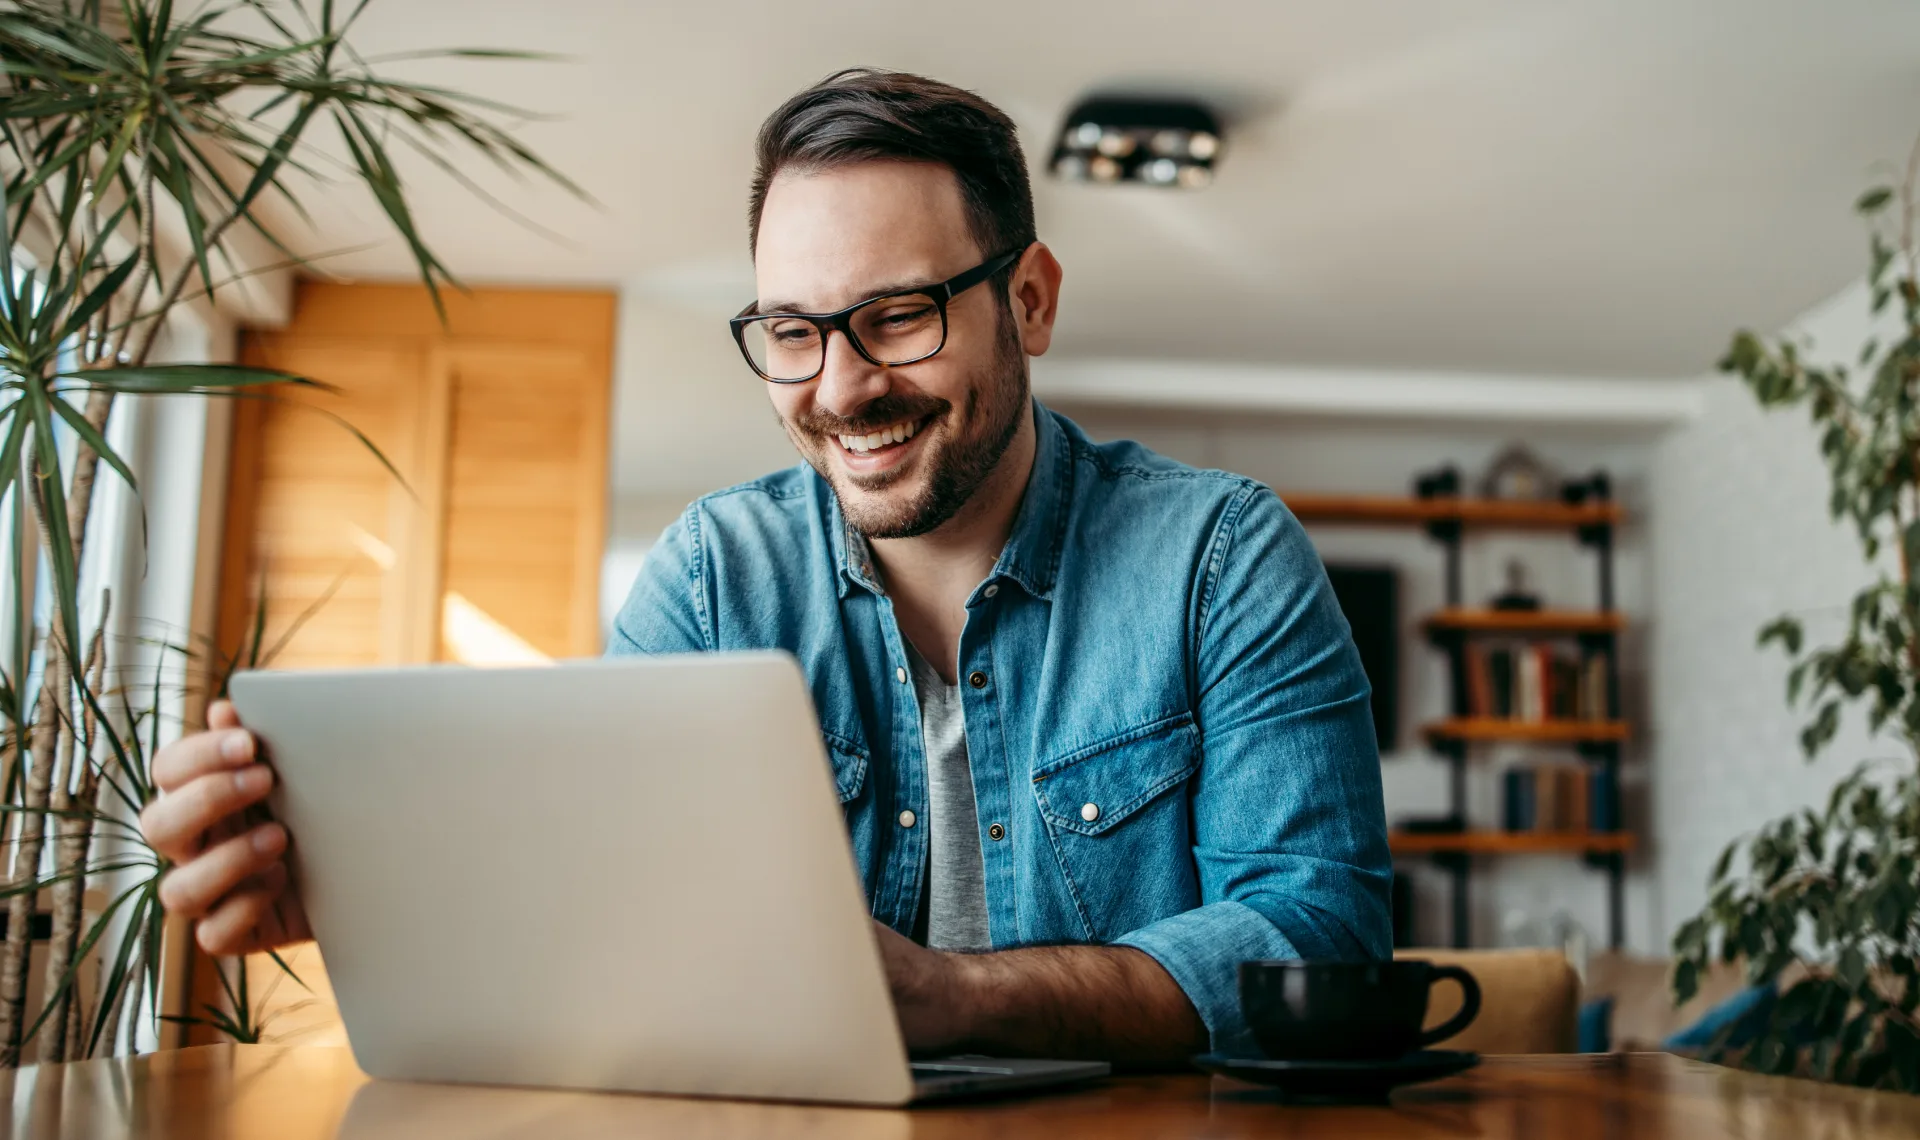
[
  {"xmin": 140, "ymin": 700, "xmax": 310, "ymax": 956},
  {"xmin": 870, "ymin": 920, "xmax": 1207, "ymax": 1067}
]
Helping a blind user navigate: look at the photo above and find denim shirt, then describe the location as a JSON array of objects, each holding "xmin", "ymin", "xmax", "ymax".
[{"xmin": 610, "ymin": 404, "xmax": 1391, "ymax": 1052}]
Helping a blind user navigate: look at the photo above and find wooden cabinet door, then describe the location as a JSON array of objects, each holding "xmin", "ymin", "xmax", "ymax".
[
  {"xmin": 221, "ymin": 337, "xmax": 446, "ymax": 669},
  {"xmin": 204, "ymin": 284, "xmax": 615, "ymax": 1048},
  {"xmin": 438, "ymin": 342, "xmax": 608, "ymax": 664}
]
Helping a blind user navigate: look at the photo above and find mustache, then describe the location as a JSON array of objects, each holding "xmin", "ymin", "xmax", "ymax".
[{"xmin": 793, "ymin": 391, "xmax": 950, "ymax": 437}]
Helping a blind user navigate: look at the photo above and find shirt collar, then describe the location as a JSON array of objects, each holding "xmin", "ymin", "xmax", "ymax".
[{"xmin": 831, "ymin": 400, "xmax": 1072, "ymax": 602}]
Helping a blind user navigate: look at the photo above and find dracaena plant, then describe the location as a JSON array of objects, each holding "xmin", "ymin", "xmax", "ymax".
[
  {"xmin": 1671, "ymin": 154, "xmax": 1920, "ymax": 1092},
  {"xmin": 0, "ymin": 0, "xmax": 580, "ymax": 1066}
]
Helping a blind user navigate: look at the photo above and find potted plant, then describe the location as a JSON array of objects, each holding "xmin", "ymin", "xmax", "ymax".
[
  {"xmin": 0, "ymin": 0, "xmax": 579, "ymax": 1065},
  {"xmin": 1675, "ymin": 152, "xmax": 1920, "ymax": 1091}
]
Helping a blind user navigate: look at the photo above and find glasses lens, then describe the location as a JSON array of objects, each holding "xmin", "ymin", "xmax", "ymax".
[
  {"xmin": 851, "ymin": 292, "xmax": 944, "ymax": 365},
  {"xmin": 741, "ymin": 315, "xmax": 824, "ymax": 382}
]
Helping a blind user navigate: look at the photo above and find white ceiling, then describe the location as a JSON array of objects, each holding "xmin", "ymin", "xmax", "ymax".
[{"xmin": 274, "ymin": 0, "xmax": 1920, "ymax": 379}]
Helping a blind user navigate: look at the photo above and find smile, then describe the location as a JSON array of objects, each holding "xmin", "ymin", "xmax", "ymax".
[{"xmin": 836, "ymin": 417, "xmax": 923, "ymax": 455}]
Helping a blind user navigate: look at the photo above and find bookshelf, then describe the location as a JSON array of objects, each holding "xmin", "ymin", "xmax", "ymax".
[
  {"xmin": 1388, "ymin": 829, "xmax": 1636, "ymax": 855},
  {"xmin": 1284, "ymin": 489, "xmax": 1629, "ymax": 951},
  {"xmin": 1423, "ymin": 608, "xmax": 1624, "ymax": 636},
  {"xmin": 1286, "ymin": 494, "xmax": 1622, "ymax": 530},
  {"xmin": 1423, "ymin": 718, "xmax": 1628, "ymax": 744}
]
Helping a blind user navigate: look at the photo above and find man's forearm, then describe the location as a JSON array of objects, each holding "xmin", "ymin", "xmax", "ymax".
[{"xmin": 950, "ymin": 944, "xmax": 1206, "ymax": 1068}]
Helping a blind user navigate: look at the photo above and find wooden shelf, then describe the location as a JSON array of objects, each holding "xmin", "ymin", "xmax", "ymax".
[
  {"xmin": 1423, "ymin": 608, "xmax": 1624, "ymax": 636},
  {"xmin": 1389, "ymin": 829, "xmax": 1636, "ymax": 855},
  {"xmin": 1284, "ymin": 494, "xmax": 1622, "ymax": 530},
  {"xmin": 1423, "ymin": 717, "xmax": 1629, "ymax": 744}
]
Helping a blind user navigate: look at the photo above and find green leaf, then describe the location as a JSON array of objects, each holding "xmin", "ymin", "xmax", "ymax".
[
  {"xmin": 57, "ymin": 364, "xmax": 330, "ymax": 395},
  {"xmin": 1858, "ymin": 187, "xmax": 1894, "ymax": 214},
  {"xmin": 1710, "ymin": 841, "xmax": 1736, "ymax": 884},
  {"xmin": 1673, "ymin": 958, "xmax": 1700, "ymax": 1004},
  {"xmin": 54, "ymin": 253, "xmax": 140, "ymax": 346},
  {"xmin": 1839, "ymin": 946, "xmax": 1868, "ymax": 990},
  {"xmin": 1758, "ymin": 616, "xmax": 1805, "ymax": 656}
]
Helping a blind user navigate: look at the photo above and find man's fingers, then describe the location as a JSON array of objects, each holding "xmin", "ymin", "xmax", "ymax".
[
  {"xmin": 151, "ymin": 727, "xmax": 256, "ymax": 794},
  {"xmin": 206, "ymin": 700, "xmax": 241, "ymax": 732},
  {"xmin": 156, "ymin": 823, "xmax": 286, "ymax": 918},
  {"xmin": 195, "ymin": 886, "xmax": 286, "ymax": 957},
  {"xmin": 140, "ymin": 766, "xmax": 275, "ymax": 862}
]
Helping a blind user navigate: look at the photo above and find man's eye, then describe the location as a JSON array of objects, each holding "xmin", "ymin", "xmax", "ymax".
[
  {"xmin": 876, "ymin": 305, "xmax": 935, "ymax": 328},
  {"xmin": 769, "ymin": 324, "xmax": 817, "ymax": 345}
]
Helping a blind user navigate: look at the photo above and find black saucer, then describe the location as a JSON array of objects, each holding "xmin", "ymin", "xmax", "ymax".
[{"xmin": 1192, "ymin": 1049, "xmax": 1480, "ymax": 1103}]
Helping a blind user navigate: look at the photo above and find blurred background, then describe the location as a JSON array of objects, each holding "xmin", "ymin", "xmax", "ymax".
[{"xmin": 130, "ymin": 0, "xmax": 1919, "ymax": 1047}]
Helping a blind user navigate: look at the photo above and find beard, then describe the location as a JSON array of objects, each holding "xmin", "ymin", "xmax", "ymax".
[{"xmin": 786, "ymin": 311, "xmax": 1029, "ymax": 540}]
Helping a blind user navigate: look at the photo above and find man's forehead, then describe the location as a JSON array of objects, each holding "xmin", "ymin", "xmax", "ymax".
[{"xmin": 753, "ymin": 161, "xmax": 979, "ymax": 312}]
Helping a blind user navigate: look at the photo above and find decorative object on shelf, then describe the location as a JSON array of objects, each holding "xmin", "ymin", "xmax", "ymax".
[
  {"xmin": 1397, "ymin": 815, "xmax": 1468, "ymax": 835},
  {"xmin": 1414, "ymin": 463, "xmax": 1463, "ymax": 500},
  {"xmin": 1672, "ymin": 169, "xmax": 1920, "ymax": 1093},
  {"xmin": 1561, "ymin": 470, "xmax": 1613, "ymax": 507},
  {"xmin": 1479, "ymin": 444, "xmax": 1558, "ymax": 501},
  {"xmin": 1490, "ymin": 559, "xmax": 1543, "ymax": 612}
]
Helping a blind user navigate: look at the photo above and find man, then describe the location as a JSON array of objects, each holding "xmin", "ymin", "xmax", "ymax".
[{"xmin": 141, "ymin": 69, "xmax": 1391, "ymax": 1066}]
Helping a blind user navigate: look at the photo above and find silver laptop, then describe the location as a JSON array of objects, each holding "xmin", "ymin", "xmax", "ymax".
[{"xmin": 229, "ymin": 653, "xmax": 1107, "ymax": 1105}]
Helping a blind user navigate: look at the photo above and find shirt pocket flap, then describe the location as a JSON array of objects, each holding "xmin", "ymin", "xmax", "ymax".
[
  {"xmin": 1032, "ymin": 713, "xmax": 1198, "ymax": 837},
  {"xmin": 822, "ymin": 729, "xmax": 869, "ymax": 804}
]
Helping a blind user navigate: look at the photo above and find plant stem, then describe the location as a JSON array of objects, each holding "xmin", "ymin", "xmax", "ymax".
[
  {"xmin": 0, "ymin": 653, "xmax": 61, "ymax": 1068},
  {"xmin": 39, "ymin": 613, "xmax": 105, "ymax": 1062}
]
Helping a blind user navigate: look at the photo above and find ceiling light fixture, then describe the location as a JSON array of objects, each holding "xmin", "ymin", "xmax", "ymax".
[{"xmin": 1050, "ymin": 96, "xmax": 1222, "ymax": 189}]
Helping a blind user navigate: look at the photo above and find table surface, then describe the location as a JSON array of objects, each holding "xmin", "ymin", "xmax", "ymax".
[{"xmin": 5, "ymin": 1045, "xmax": 1919, "ymax": 1139}]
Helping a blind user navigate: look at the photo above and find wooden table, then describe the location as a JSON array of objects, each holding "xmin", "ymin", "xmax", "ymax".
[{"xmin": 6, "ymin": 1045, "xmax": 1919, "ymax": 1139}]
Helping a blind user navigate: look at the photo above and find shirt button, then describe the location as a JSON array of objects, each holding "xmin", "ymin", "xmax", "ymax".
[
  {"xmin": 899, "ymin": 810, "xmax": 916, "ymax": 828},
  {"xmin": 968, "ymin": 671, "xmax": 989, "ymax": 689},
  {"xmin": 987, "ymin": 823, "xmax": 1005, "ymax": 841},
  {"xmin": 984, "ymin": 584, "xmax": 999, "ymax": 598},
  {"xmin": 1081, "ymin": 802, "xmax": 1100, "ymax": 823},
  {"xmin": 895, "ymin": 666, "xmax": 908, "ymax": 684}
]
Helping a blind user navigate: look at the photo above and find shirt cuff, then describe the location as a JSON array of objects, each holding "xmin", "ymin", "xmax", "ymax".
[{"xmin": 1113, "ymin": 900, "xmax": 1300, "ymax": 1055}]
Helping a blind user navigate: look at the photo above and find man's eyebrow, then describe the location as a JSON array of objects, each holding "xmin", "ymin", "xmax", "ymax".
[{"xmin": 754, "ymin": 278, "xmax": 937, "ymax": 317}]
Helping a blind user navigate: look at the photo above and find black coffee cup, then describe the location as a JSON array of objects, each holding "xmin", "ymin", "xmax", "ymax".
[{"xmin": 1238, "ymin": 959, "xmax": 1481, "ymax": 1060}]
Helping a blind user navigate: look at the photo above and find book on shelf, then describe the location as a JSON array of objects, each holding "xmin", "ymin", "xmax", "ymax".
[
  {"xmin": 1465, "ymin": 642, "xmax": 1611, "ymax": 722},
  {"xmin": 1501, "ymin": 760, "xmax": 1619, "ymax": 833}
]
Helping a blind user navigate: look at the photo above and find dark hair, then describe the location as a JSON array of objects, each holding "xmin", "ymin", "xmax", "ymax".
[{"xmin": 748, "ymin": 68, "xmax": 1035, "ymax": 268}]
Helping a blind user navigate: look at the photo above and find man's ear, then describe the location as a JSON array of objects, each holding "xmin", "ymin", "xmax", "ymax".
[{"xmin": 1007, "ymin": 242, "xmax": 1063, "ymax": 358}]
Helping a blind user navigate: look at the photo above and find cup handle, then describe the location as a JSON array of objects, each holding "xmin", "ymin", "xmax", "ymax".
[{"xmin": 1416, "ymin": 965, "xmax": 1482, "ymax": 1048}]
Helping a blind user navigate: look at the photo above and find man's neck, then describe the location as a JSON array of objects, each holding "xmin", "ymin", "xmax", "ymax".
[{"xmin": 868, "ymin": 402, "xmax": 1038, "ymax": 682}]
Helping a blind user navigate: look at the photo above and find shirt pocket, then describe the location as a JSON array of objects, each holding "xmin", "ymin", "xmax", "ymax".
[
  {"xmin": 821, "ymin": 729, "xmax": 869, "ymax": 804},
  {"xmin": 1030, "ymin": 713, "xmax": 1201, "ymax": 939}
]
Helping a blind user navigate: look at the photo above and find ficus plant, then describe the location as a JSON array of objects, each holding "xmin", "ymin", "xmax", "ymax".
[
  {"xmin": 0, "ymin": 0, "xmax": 579, "ymax": 1065},
  {"xmin": 1672, "ymin": 154, "xmax": 1920, "ymax": 1092}
]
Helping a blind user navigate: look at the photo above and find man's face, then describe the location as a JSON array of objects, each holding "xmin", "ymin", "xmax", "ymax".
[{"xmin": 752, "ymin": 161, "xmax": 1027, "ymax": 539}]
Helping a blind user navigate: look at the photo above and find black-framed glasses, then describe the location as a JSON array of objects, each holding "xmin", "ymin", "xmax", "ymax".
[{"xmin": 729, "ymin": 248, "xmax": 1023, "ymax": 384}]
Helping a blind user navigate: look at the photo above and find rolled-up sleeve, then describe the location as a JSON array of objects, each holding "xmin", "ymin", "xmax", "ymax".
[
  {"xmin": 1113, "ymin": 485, "xmax": 1392, "ymax": 1053},
  {"xmin": 608, "ymin": 508, "xmax": 713, "ymax": 656}
]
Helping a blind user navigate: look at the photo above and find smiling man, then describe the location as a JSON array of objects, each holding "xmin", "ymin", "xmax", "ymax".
[{"xmin": 140, "ymin": 69, "xmax": 1390, "ymax": 1066}]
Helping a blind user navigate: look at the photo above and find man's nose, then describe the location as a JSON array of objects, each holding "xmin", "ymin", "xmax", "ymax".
[{"xmin": 813, "ymin": 329, "xmax": 890, "ymax": 420}]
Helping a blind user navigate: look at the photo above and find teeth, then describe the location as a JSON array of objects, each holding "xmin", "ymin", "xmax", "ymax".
[{"xmin": 837, "ymin": 418, "xmax": 919, "ymax": 454}]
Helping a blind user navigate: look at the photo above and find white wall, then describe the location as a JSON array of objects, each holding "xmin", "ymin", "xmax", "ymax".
[{"xmin": 1645, "ymin": 279, "xmax": 1892, "ymax": 945}]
